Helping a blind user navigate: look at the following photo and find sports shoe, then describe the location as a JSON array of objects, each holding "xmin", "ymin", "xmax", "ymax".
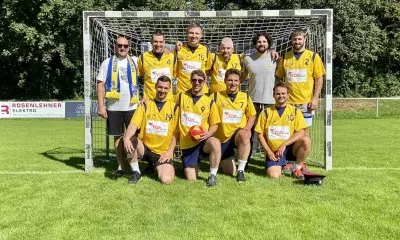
[
  {"xmin": 301, "ymin": 162, "xmax": 311, "ymax": 173},
  {"xmin": 113, "ymin": 169, "xmax": 125, "ymax": 177},
  {"xmin": 282, "ymin": 163, "xmax": 294, "ymax": 175},
  {"xmin": 236, "ymin": 170, "xmax": 245, "ymax": 182},
  {"xmin": 292, "ymin": 169, "xmax": 305, "ymax": 180},
  {"xmin": 128, "ymin": 171, "xmax": 141, "ymax": 185},
  {"xmin": 206, "ymin": 174, "xmax": 217, "ymax": 187}
]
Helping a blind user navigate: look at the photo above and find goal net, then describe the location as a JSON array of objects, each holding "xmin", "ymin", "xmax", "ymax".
[{"xmin": 83, "ymin": 10, "xmax": 333, "ymax": 171}]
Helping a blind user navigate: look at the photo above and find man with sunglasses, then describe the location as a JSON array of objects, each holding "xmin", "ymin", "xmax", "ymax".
[
  {"xmin": 175, "ymin": 70, "xmax": 221, "ymax": 186},
  {"xmin": 97, "ymin": 35, "xmax": 139, "ymax": 176}
]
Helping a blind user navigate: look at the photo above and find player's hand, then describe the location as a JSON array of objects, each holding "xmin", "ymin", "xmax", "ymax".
[
  {"xmin": 175, "ymin": 41, "xmax": 183, "ymax": 50},
  {"xmin": 271, "ymin": 50, "xmax": 280, "ymax": 61},
  {"xmin": 139, "ymin": 98, "xmax": 148, "ymax": 105},
  {"xmin": 123, "ymin": 137, "xmax": 135, "ymax": 154},
  {"xmin": 199, "ymin": 131, "xmax": 211, "ymax": 142},
  {"xmin": 308, "ymin": 97, "xmax": 319, "ymax": 111},
  {"xmin": 98, "ymin": 105, "xmax": 108, "ymax": 119},
  {"xmin": 266, "ymin": 149, "xmax": 278, "ymax": 161},
  {"xmin": 158, "ymin": 151, "xmax": 173, "ymax": 163},
  {"xmin": 275, "ymin": 145, "xmax": 286, "ymax": 158},
  {"xmin": 163, "ymin": 47, "xmax": 171, "ymax": 54}
]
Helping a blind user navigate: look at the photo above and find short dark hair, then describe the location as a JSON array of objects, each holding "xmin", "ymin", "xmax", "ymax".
[
  {"xmin": 224, "ymin": 68, "xmax": 241, "ymax": 80},
  {"xmin": 273, "ymin": 82, "xmax": 289, "ymax": 94},
  {"xmin": 186, "ymin": 22, "xmax": 203, "ymax": 34},
  {"xmin": 290, "ymin": 28, "xmax": 307, "ymax": 40},
  {"xmin": 190, "ymin": 69, "xmax": 206, "ymax": 81},
  {"xmin": 151, "ymin": 30, "xmax": 164, "ymax": 42},
  {"xmin": 252, "ymin": 32, "xmax": 273, "ymax": 49},
  {"xmin": 156, "ymin": 75, "xmax": 171, "ymax": 85}
]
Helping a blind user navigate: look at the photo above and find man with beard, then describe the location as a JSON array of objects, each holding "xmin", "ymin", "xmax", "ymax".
[
  {"xmin": 123, "ymin": 76, "xmax": 178, "ymax": 185},
  {"xmin": 97, "ymin": 36, "xmax": 139, "ymax": 176},
  {"xmin": 206, "ymin": 37, "xmax": 242, "ymax": 94},
  {"xmin": 275, "ymin": 28, "xmax": 325, "ymax": 127},
  {"xmin": 255, "ymin": 82, "xmax": 309, "ymax": 179},
  {"xmin": 241, "ymin": 32, "xmax": 278, "ymax": 165},
  {"xmin": 137, "ymin": 30, "xmax": 175, "ymax": 101}
]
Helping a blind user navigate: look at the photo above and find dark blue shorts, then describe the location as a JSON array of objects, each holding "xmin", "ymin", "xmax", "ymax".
[
  {"xmin": 181, "ymin": 141, "xmax": 209, "ymax": 168},
  {"xmin": 221, "ymin": 129, "xmax": 241, "ymax": 160},
  {"xmin": 265, "ymin": 144, "xmax": 296, "ymax": 169}
]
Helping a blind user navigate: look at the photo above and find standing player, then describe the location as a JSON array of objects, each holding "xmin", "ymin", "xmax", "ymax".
[
  {"xmin": 241, "ymin": 32, "xmax": 278, "ymax": 165},
  {"xmin": 176, "ymin": 70, "xmax": 221, "ymax": 186},
  {"xmin": 97, "ymin": 36, "xmax": 139, "ymax": 176},
  {"xmin": 255, "ymin": 82, "xmax": 310, "ymax": 179},
  {"xmin": 123, "ymin": 76, "xmax": 178, "ymax": 184},
  {"xmin": 213, "ymin": 69, "xmax": 256, "ymax": 182},
  {"xmin": 175, "ymin": 23, "xmax": 209, "ymax": 94},
  {"xmin": 207, "ymin": 37, "xmax": 242, "ymax": 94},
  {"xmin": 275, "ymin": 28, "xmax": 326, "ymax": 127},
  {"xmin": 137, "ymin": 30, "xmax": 175, "ymax": 101}
]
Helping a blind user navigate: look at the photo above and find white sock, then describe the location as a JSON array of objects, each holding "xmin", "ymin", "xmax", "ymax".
[
  {"xmin": 295, "ymin": 163, "xmax": 302, "ymax": 170},
  {"xmin": 237, "ymin": 160, "xmax": 247, "ymax": 172},
  {"xmin": 130, "ymin": 162, "xmax": 141, "ymax": 174},
  {"xmin": 209, "ymin": 168, "xmax": 218, "ymax": 176}
]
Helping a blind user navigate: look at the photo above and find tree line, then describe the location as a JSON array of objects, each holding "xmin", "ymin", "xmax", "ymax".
[{"xmin": 1, "ymin": 0, "xmax": 399, "ymax": 100}]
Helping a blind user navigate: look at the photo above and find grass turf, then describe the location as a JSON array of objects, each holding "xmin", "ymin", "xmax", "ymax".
[{"xmin": 0, "ymin": 118, "xmax": 399, "ymax": 239}]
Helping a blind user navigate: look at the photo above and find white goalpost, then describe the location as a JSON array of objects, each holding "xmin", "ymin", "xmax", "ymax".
[{"xmin": 83, "ymin": 10, "xmax": 333, "ymax": 172}]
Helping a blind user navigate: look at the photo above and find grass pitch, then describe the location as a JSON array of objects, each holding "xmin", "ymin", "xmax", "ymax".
[{"xmin": 0, "ymin": 118, "xmax": 399, "ymax": 239}]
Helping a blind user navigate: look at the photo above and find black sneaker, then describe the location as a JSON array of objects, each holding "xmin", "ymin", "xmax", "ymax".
[
  {"xmin": 128, "ymin": 171, "xmax": 141, "ymax": 185},
  {"xmin": 206, "ymin": 174, "xmax": 217, "ymax": 187},
  {"xmin": 236, "ymin": 170, "xmax": 245, "ymax": 182},
  {"xmin": 113, "ymin": 169, "xmax": 125, "ymax": 177}
]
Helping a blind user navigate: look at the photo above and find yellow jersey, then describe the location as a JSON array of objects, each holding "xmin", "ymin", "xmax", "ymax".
[
  {"xmin": 137, "ymin": 51, "xmax": 175, "ymax": 100},
  {"xmin": 175, "ymin": 91, "xmax": 221, "ymax": 149},
  {"xmin": 175, "ymin": 43, "xmax": 209, "ymax": 94},
  {"xmin": 276, "ymin": 49, "xmax": 325, "ymax": 104},
  {"xmin": 254, "ymin": 104, "xmax": 307, "ymax": 152},
  {"xmin": 206, "ymin": 53, "xmax": 242, "ymax": 93},
  {"xmin": 213, "ymin": 91, "xmax": 256, "ymax": 143},
  {"xmin": 130, "ymin": 99, "xmax": 178, "ymax": 154}
]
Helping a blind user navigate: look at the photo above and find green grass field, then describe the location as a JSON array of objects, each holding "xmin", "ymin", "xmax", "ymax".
[{"xmin": 0, "ymin": 118, "xmax": 399, "ymax": 239}]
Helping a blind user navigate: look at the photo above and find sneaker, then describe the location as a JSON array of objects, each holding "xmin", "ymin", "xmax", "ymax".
[
  {"xmin": 206, "ymin": 174, "xmax": 217, "ymax": 187},
  {"xmin": 236, "ymin": 170, "xmax": 245, "ymax": 182},
  {"xmin": 292, "ymin": 169, "xmax": 305, "ymax": 180},
  {"xmin": 301, "ymin": 162, "xmax": 311, "ymax": 173},
  {"xmin": 282, "ymin": 163, "xmax": 294, "ymax": 175},
  {"xmin": 128, "ymin": 171, "xmax": 141, "ymax": 185},
  {"xmin": 113, "ymin": 169, "xmax": 125, "ymax": 177}
]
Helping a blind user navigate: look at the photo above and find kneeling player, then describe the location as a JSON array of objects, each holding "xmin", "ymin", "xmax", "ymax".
[
  {"xmin": 255, "ymin": 82, "xmax": 310, "ymax": 179},
  {"xmin": 176, "ymin": 70, "xmax": 221, "ymax": 187},
  {"xmin": 123, "ymin": 76, "xmax": 178, "ymax": 184},
  {"xmin": 213, "ymin": 69, "xmax": 256, "ymax": 182}
]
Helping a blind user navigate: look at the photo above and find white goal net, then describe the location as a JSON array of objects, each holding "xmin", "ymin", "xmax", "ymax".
[{"xmin": 83, "ymin": 10, "xmax": 333, "ymax": 171}]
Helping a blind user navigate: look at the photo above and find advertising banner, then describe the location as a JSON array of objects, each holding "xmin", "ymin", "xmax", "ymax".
[{"xmin": 0, "ymin": 102, "xmax": 65, "ymax": 118}]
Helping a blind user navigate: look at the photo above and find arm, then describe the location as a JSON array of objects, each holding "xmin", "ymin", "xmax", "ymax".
[
  {"xmin": 123, "ymin": 123, "xmax": 138, "ymax": 154},
  {"xmin": 200, "ymin": 124, "xmax": 218, "ymax": 141},
  {"xmin": 309, "ymin": 77, "xmax": 323, "ymax": 111},
  {"xmin": 258, "ymin": 132, "xmax": 278, "ymax": 161},
  {"xmin": 275, "ymin": 128, "xmax": 306, "ymax": 158},
  {"xmin": 243, "ymin": 115, "xmax": 255, "ymax": 131},
  {"xmin": 97, "ymin": 81, "xmax": 107, "ymax": 119},
  {"xmin": 240, "ymin": 57, "xmax": 248, "ymax": 83}
]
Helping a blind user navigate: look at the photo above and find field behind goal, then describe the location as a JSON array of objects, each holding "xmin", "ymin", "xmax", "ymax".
[{"xmin": 83, "ymin": 10, "xmax": 333, "ymax": 171}]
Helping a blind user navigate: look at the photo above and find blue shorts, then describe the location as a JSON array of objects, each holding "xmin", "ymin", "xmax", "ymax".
[
  {"xmin": 181, "ymin": 141, "xmax": 209, "ymax": 168},
  {"xmin": 265, "ymin": 144, "xmax": 296, "ymax": 169},
  {"xmin": 221, "ymin": 130, "xmax": 240, "ymax": 160},
  {"xmin": 293, "ymin": 104, "xmax": 313, "ymax": 127}
]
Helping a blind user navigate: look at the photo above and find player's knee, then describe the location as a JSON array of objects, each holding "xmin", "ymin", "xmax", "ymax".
[
  {"xmin": 238, "ymin": 130, "xmax": 251, "ymax": 143},
  {"xmin": 267, "ymin": 171, "xmax": 281, "ymax": 179},
  {"xmin": 207, "ymin": 137, "xmax": 221, "ymax": 151},
  {"xmin": 160, "ymin": 175, "xmax": 174, "ymax": 184}
]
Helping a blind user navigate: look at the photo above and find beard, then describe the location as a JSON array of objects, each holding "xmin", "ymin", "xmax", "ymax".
[
  {"xmin": 293, "ymin": 43, "xmax": 304, "ymax": 51},
  {"xmin": 256, "ymin": 45, "xmax": 267, "ymax": 53}
]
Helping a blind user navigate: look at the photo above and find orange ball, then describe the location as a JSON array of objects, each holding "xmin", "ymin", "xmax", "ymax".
[{"xmin": 189, "ymin": 125, "xmax": 205, "ymax": 141}]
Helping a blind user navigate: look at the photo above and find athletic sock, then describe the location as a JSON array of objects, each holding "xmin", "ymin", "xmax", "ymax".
[
  {"xmin": 209, "ymin": 168, "xmax": 218, "ymax": 176},
  {"xmin": 295, "ymin": 163, "xmax": 303, "ymax": 170},
  {"xmin": 130, "ymin": 162, "xmax": 141, "ymax": 174},
  {"xmin": 237, "ymin": 160, "xmax": 247, "ymax": 172}
]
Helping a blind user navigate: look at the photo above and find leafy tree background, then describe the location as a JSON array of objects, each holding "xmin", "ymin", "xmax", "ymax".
[{"xmin": 1, "ymin": 0, "xmax": 399, "ymax": 99}]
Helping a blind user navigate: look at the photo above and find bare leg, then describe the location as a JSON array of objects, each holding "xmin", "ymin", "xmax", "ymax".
[
  {"xmin": 156, "ymin": 164, "xmax": 175, "ymax": 184},
  {"xmin": 220, "ymin": 157, "xmax": 236, "ymax": 176}
]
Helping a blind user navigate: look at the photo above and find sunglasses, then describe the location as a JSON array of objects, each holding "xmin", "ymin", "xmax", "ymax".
[
  {"xmin": 117, "ymin": 44, "xmax": 129, "ymax": 49},
  {"xmin": 191, "ymin": 78, "xmax": 204, "ymax": 84}
]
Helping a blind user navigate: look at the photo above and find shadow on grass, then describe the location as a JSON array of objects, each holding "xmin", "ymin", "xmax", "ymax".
[{"xmin": 41, "ymin": 147, "xmax": 85, "ymax": 170}]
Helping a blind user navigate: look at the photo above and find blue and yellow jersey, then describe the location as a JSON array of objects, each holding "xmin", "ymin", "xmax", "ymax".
[
  {"xmin": 137, "ymin": 51, "xmax": 175, "ymax": 100},
  {"xmin": 175, "ymin": 43, "xmax": 209, "ymax": 94},
  {"xmin": 206, "ymin": 53, "xmax": 242, "ymax": 94},
  {"xmin": 175, "ymin": 91, "xmax": 221, "ymax": 149},
  {"xmin": 213, "ymin": 91, "xmax": 256, "ymax": 143},
  {"xmin": 130, "ymin": 99, "xmax": 178, "ymax": 154},
  {"xmin": 254, "ymin": 104, "xmax": 307, "ymax": 152},
  {"xmin": 276, "ymin": 49, "xmax": 325, "ymax": 104}
]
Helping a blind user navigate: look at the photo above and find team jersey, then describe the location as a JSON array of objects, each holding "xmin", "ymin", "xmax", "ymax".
[
  {"xmin": 175, "ymin": 91, "xmax": 221, "ymax": 149},
  {"xmin": 137, "ymin": 51, "xmax": 175, "ymax": 100},
  {"xmin": 254, "ymin": 104, "xmax": 307, "ymax": 152},
  {"xmin": 276, "ymin": 49, "xmax": 326, "ymax": 104},
  {"xmin": 130, "ymin": 99, "xmax": 178, "ymax": 155},
  {"xmin": 213, "ymin": 91, "xmax": 256, "ymax": 143},
  {"xmin": 206, "ymin": 53, "xmax": 242, "ymax": 93},
  {"xmin": 175, "ymin": 43, "xmax": 209, "ymax": 94}
]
